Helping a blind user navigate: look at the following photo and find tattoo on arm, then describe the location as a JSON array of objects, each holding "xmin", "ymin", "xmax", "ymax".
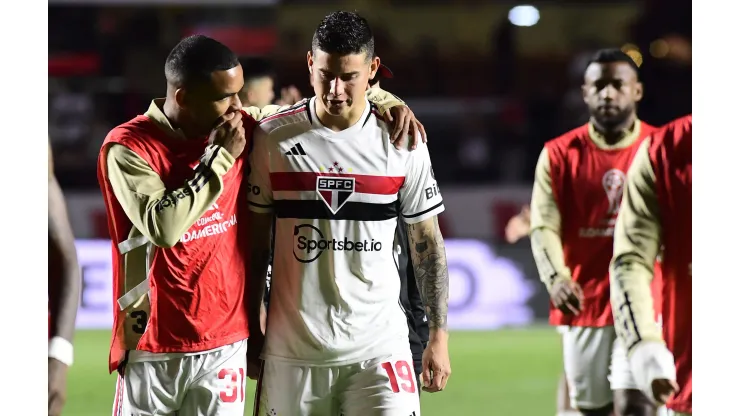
[{"xmin": 407, "ymin": 217, "xmax": 449, "ymax": 330}]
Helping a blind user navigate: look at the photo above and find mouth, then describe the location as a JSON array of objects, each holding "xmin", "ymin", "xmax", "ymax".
[{"xmin": 598, "ymin": 106, "xmax": 621, "ymax": 116}]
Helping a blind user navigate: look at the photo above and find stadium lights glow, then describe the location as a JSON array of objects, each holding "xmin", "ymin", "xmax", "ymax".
[
  {"xmin": 508, "ymin": 5, "xmax": 540, "ymax": 27},
  {"xmin": 650, "ymin": 39, "xmax": 670, "ymax": 58}
]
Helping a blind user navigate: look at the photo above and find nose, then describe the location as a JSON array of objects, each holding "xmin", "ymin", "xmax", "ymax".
[
  {"xmin": 600, "ymin": 85, "xmax": 618, "ymax": 101},
  {"xmin": 229, "ymin": 94, "xmax": 242, "ymax": 110},
  {"xmin": 330, "ymin": 78, "xmax": 345, "ymax": 97}
]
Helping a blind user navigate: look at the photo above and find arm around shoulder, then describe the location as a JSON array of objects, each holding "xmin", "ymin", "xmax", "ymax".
[{"xmin": 366, "ymin": 87, "xmax": 405, "ymax": 114}]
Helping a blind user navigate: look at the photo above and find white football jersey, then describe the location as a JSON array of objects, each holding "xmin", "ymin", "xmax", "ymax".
[{"xmin": 248, "ymin": 97, "xmax": 444, "ymax": 366}]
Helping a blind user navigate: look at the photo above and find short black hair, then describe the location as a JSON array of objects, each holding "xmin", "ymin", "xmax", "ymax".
[
  {"xmin": 241, "ymin": 57, "xmax": 274, "ymax": 84},
  {"xmin": 311, "ymin": 11, "xmax": 374, "ymax": 59},
  {"xmin": 588, "ymin": 48, "xmax": 640, "ymax": 77},
  {"xmin": 164, "ymin": 35, "xmax": 240, "ymax": 87}
]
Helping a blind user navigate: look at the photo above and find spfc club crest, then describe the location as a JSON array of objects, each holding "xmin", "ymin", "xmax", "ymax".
[{"xmin": 316, "ymin": 176, "xmax": 355, "ymax": 214}]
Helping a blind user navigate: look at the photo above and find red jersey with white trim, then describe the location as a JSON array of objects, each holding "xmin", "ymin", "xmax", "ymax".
[
  {"xmin": 248, "ymin": 98, "xmax": 444, "ymax": 366},
  {"xmin": 98, "ymin": 110, "xmax": 253, "ymax": 372},
  {"xmin": 546, "ymin": 121, "xmax": 657, "ymax": 327}
]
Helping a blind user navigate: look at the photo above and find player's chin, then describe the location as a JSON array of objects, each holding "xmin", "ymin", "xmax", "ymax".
[
  {"xmin": 595, "ymin": 109, "xmax": 628, "ymax": 125},
  {"xmin": 325, "ymin": 102, "xmax": 347, "ymax": 115}
]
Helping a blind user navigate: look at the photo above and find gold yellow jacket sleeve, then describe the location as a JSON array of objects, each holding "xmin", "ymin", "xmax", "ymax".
[
  {"xmin": 610, "ymin": 139, "xmax": 664, "ymax": 349},
  {"xmin": 530, "ymin": 148, "xmax": 571, "ymax": 292},
  {"xmin": 105, "ymin": 144, "xmax": 235, "ymax": 248}
]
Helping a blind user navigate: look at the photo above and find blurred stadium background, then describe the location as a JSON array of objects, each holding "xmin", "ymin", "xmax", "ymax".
[{"xmin": 49, "ymin": 0, "xmax": 690, "ymax": 414}]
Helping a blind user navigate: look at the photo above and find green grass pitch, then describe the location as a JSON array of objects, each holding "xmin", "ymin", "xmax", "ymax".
[{"xmin": 65, "ymin": 327, "xmax": 562, "ymax": 415}]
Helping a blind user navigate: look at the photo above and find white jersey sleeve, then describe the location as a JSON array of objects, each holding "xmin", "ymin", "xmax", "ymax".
[
  {"xmin": 247, "ymin": 128, "xmax": 274, "ymax": 213},
  {"xmin": 398, "ymin": 139, "xmax": 444, "ymax": 224}
]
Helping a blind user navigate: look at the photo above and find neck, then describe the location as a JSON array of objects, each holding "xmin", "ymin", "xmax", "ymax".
[
  {"xmin": 163, "ymin": 98, "xmax": 202, "ymax": 139},
  {"xmin": 590, "ymin": 113, "xmax": 637, "ymax": 144},
  {"xmin": 316, "ymin": 98, "xmax": 367, "ymax": 132}
]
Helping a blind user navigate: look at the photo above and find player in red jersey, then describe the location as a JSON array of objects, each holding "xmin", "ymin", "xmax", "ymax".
[
  {"xmin": 530, "ymin": 48, "xmax": 663, "ymax": 416},
  {"xmin": 48, "ymin": 140, "xmax": 82, "ymax": 416},
  {"xmin": 610, "ymin": 115, "xmax": 692, "ymax": 415},
  {"xmin": 99, "ymin": 34, "xmax": 425, "ymax": 416},
  {"xmin": 99, "ymin": 35, "xmax": 252, "ymax": 416},
  {"xmin": 505, "ymin": 206, "xmax": 580, "ymax": 416}
]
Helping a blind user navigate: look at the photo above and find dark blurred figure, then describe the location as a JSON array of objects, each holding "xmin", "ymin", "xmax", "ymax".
[
  {"xmin": 490, "ymin": 15, "xmax": 517, "ymax": 95},
  {"xmin": 456, "ymin": 115, "xmax": 493, "ymax": 183},
  {"xmin": 239, "ymin": 58, "xmax": 276, "ymax": 108},
  {"xmin": 631, "ymin": 0, "xmax": 691, "ymax": 124},
  {"xmin": 415, "ymin": 37, "xmax": 442, "ymax": 94},
  {"xmin": 240, "ymin": 58, "xmax": 303, "ymax": 108}
]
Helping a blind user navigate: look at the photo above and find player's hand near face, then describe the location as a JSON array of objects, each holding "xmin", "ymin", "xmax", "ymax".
[
  {"xmin": 209, "ymin": 111, "xmax": 246, "ymax": 158},
  {"xmin": 48, "ymin": 358, "xmax": 68, "ymax": 416},
  {"xmin": 421, "ymin": 330, "xmax": 451, "ymax": 392},
  {"xmin": 384, "ymin": 105, "xmax": 427, "ymax": 150},
  {"xmin": 550, "ymin": 278, "xmax": 584, "ymax": 315}
]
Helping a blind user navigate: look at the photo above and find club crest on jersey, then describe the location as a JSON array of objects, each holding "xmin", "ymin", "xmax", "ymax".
[
  {"xmin": 602, "ymin": 169, "xmax": 626, "ymax": 215},
  {"xmin": 316, "ymin": 176, "xmax": 355, "ymax": 214}
]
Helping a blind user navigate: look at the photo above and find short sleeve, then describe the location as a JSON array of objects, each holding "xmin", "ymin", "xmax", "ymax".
[
  {"xmin": 398, "ymin": 141, "xmax": 444, "ymax": 224},
  {"xmin": 247, "ymin": 128, "xmax": 274, "ymax": 213}
]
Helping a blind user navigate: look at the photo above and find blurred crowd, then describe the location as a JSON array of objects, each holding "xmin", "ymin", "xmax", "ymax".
[{"xmin": 48, "ymin": 1, "xmax": 691, "ymax": 190}]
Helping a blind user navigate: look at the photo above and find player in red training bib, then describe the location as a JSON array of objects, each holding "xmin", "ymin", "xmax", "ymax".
[
  {"xmin": 99, "ymin": 35, "xmax": 253, "ymax": 416},
  {"xmin": 611, "ymin": 115, "xmax": 692, "ymax": 415},
  {"xmin": 530, "ymin": 48, "xmax": 664, "ymax": 416}
]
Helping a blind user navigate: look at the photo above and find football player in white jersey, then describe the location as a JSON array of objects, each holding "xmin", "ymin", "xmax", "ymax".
[{"xmin": 246, "ymin": 10, "xmax": 451, "ymax": 416}]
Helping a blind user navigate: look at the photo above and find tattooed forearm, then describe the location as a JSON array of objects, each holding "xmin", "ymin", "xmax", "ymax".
[{"xmin": 407, "ymin": 217, "xmax": 449, "ymax": 331}]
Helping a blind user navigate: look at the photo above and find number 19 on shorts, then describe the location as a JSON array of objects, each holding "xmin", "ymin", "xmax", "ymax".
[{"xmin": 381, "ymin": 360, "xmax": 416, "ymax": 394}]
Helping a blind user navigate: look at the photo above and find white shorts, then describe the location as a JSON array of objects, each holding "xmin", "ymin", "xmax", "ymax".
[
  {"xmin": 112, "ymin": 340, "xmax": 248, "ymax": 416},
  {"xmin": 560, "ymin": 326, "xmax": 671, "ymax": 414},
  {"xmin": 561, "ymin": 326, "xmax": 634, "ymax": 409},
  {"xmin": 253, "ymin": 352, "xmax": 421, "ymax": 416}
]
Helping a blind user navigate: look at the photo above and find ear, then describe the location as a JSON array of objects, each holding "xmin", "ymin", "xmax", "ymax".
[
  {"xmin": 634, "ymin": 81, "xmax": 644, "ymax": 103},
  {"xmin": 174, "ymin": 87, "xmax": 187, "ymax": 109},
  {"xmin": 307, "ymin": 51, "xmax": 313, "ymax": 75},
  {"xmin": 369, "ymin": 55, "xmax": 380, "ymax": 81}
]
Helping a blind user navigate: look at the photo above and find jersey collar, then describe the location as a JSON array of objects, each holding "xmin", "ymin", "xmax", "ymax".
[
  {"xmin": 588, "ymin": 119, "xmax": 642, "ymax": 150},
  {"xmin": 144, "ymin": 99, "xmax": 187, "ymax": 140},
  {"xmin": 309, "ymin": 96, "xmax": 372, "ymax": 141}
]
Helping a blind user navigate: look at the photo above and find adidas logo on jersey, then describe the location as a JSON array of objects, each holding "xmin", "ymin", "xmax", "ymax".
[{"xmin": 285, "ymin": 143, "xmax": 307, "ymax": 156}]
